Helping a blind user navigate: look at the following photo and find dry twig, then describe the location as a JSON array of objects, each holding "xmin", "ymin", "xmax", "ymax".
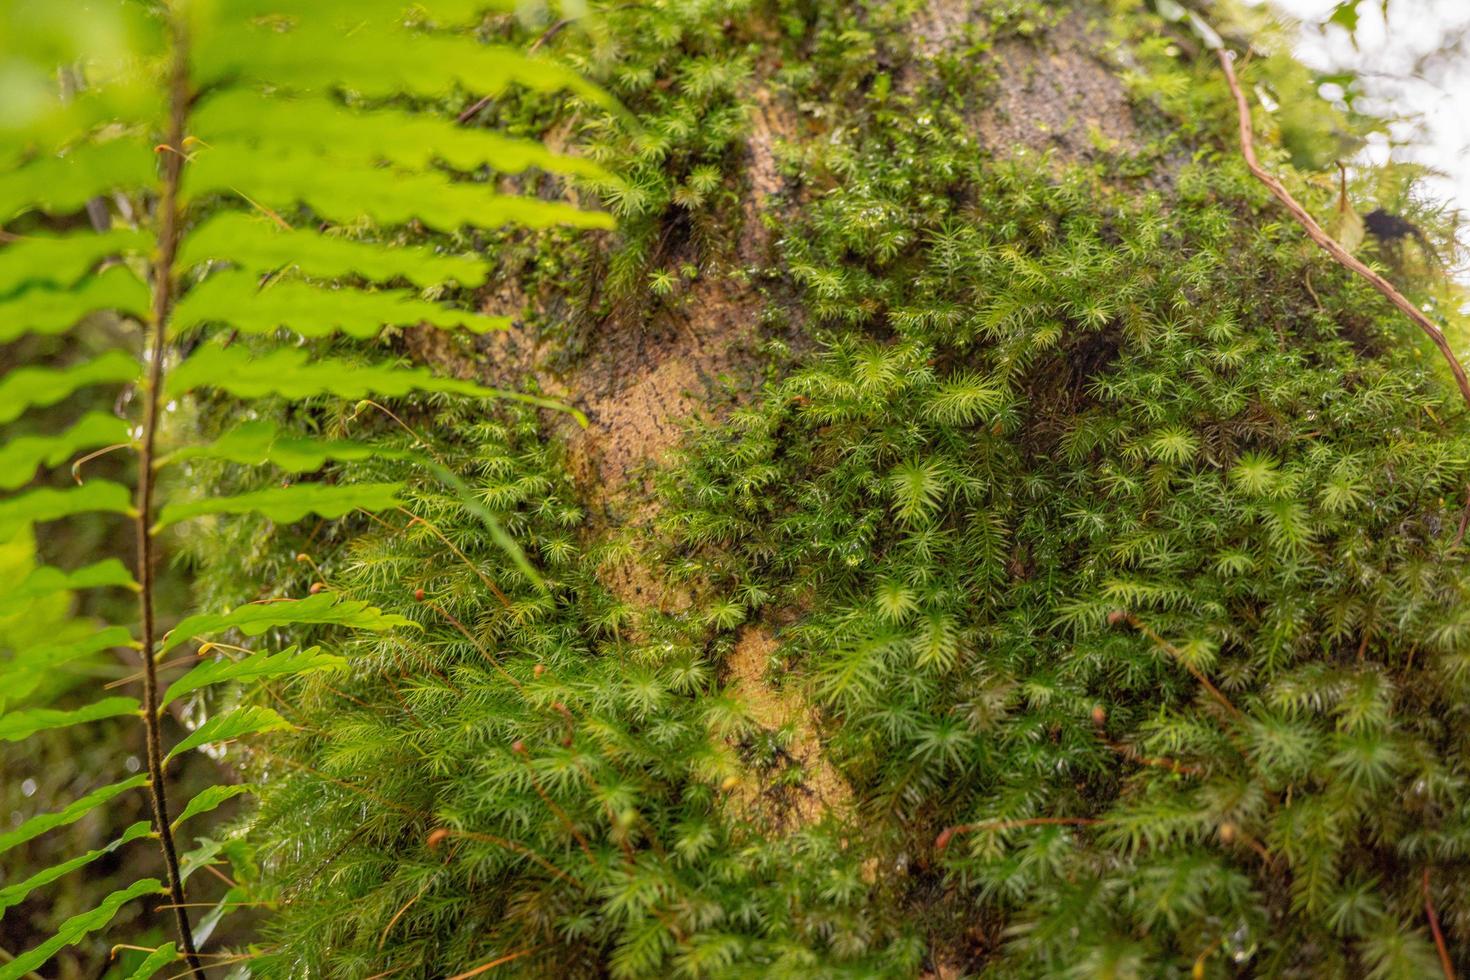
[{"xmin": 1216, "ymin": 49, "xmax": 1470, "ymax": 411}]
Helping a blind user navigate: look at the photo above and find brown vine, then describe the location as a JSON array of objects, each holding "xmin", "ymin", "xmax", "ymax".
[{"xmin": 1216, "ymin": 49, "xmax": 1470, "ymax": 412}]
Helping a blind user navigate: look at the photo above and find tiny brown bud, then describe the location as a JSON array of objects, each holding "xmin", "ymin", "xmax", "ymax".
[
  {"xmin": 935, "ymin": 827, "xmax": 957, "ymax": 851},
  {"xmin": 1218, "ymin": 822, "xmax": 1237, "ymax": 844},
  {"xmin": 414, "ymin": 588, "xmax": 426, "ymax": 602},
  {"xmin": 1106, "ymin": 609, "xmax": 1127, "ymax": 627},
  {"xmin": 562, "ymin": 735, "xmax": 573, "ymax": 748},
  {"xmin": 719, "ymin": 775, "xmax": 739, "ymax": 792},
  {"xmin": 1091, "ymin": 705, "xmax": 1107, "ymax": 727},
  {"xmin": 511, "ymin": 739, "xmax": 526, "ymax": 755},
  {"xmin": 295, "ymin": 553, "xmax": 310, "ymax": 563},
  {"xmin": 533, "ymin": 664, "xmax": 546, "ymax": 678},
  {"xmin": 426, "ymin": 828, "xmax": 450, "ymax": 850},
  {"xmin": 309, "ymin": 582, "xmax": 326, "ymax": 594}
]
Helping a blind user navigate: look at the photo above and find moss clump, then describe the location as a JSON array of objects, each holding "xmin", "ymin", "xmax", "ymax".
[
  {"xmin": 661, "ymin": 110, "xmax": 1470, "ymax": 975},
  {"xmin": 189, "ymin": 0, "xmax": 1470, "ymax": 976}
]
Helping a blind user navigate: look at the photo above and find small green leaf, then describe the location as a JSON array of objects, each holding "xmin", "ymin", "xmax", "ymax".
[
  {"xmin": 0, "ymin": 266, "xmax": 150, "ymax": 344},
  {"xmin": 171, "ymin": 269, "xmax": 509, "ymax": 338},
  {"xmin": 0, "ymin": 481, "xmax": 135, "ymax": 530},
  {"xmin": 1327, "ymin": 176, "xmax": 1366, "ymax": 253},
  {"xmin": 0, "ymin": 411, "xmax": 133, "ymax": 491},
  {"xmin": 0, "ymin": 350, "xmax": 139, "ymax": 425},
  {"xmin": 0, "ymin": 696, "xmax": 140, "ymax": 742},
  {"xmin": 0, "ymin": 879, "xmax": 163, "ymax": 979},
  {"xmin": 154, "ymin": 482, "xmax": 403, "ymax": 530},
  {"xmin": 163, "ymin": 645, "xmax": 346, "ymax": 704},
  {"xmin": 0, "ymin": 775, "xmax": 148, "ymax": 857},
  {"xmin": 165, "ymin": 420, "xmax": 411, "ymax": 473},
  {"xmin": 166, "ymin": 705, "xmax": 292, "ymax": 760},
  {"xmin": 161, "ymin": 593, "xmax": 411, "ymax": 654},
  {"xmin": 172, "ymin": 785, "xmax": 255, "ymax": 832},
  {"xmin": 178, "ymin": 211, "xmax": 486, "ymax": 287},
  {"xmin": 124, "ymin": 943, "xmax": 177, "ymax": 980},
  {"xmin": 0, "ymin": 821, "xmax": 150, "ymax": 915},
  {"xmin": 1328, "ymin": 0, "xmax": 1360, "ymax": 33},
  {"xmin": 178, "ymin": 837, "xmax": 225, "ymax": 883}
]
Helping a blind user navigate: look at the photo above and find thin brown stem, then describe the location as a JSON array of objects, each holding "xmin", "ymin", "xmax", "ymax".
[
  {"xmin": 1424, "ymin": 867, "xmax": 1457, "ymax": 980},
  {"xmin": 423, "ymin": 600, "xmax": 523, "ymax": 691},
  {"xmin": 1119, "ymin": 612, "xmax": 1243, "ymax": 720},
  {"xmin": 444, "ymin": 944, "xmax": 548, "ymax": 980},
  {"xmin": 1217, "ymin": 49, "xmax": 1470, "ymax": 411},
  {"xmin": 511, "ymin": 743, "xmax": 598, "ymax": 863},
  {"xmin": 134, "ymin": 10, "xmax": 203, "ymax": 977},
  {"xmin": 401, "ymin": 509, "xmax": 512, "ymax": 609}
]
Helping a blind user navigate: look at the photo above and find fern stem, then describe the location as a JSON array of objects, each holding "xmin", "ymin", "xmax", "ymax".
[{"xmin": 134, "ymin": 9, "xmax": 204, "ymax": 977}]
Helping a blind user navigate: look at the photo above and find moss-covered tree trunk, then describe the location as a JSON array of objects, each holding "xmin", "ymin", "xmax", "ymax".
[{"xmin": 217, "ymin": 1, "xmax": 1470, "ymax": 976}]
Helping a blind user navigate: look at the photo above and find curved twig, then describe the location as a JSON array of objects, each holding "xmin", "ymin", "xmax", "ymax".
[{"xmin": 1216, "ymin": 49, "xmax": 1470, "ymax": 411}]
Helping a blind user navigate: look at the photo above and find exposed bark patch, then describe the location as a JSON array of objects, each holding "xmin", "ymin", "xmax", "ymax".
[
  {"xmin": 724, "ymin": 626, "xmax": 852, "ymax": 830},
  {"xmin": 915, "ymin": 1, "xmax": 1139, "ymax": 165},
  {"xmin": 974, "ymin": 15, "xmax": 1138, "ymax": 162},
  {"xmin": 560, "ymin": 85, "xmax": 798, "ymax": 528}
]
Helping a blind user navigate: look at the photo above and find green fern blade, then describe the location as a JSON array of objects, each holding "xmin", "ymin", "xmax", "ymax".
[
  {"xmin": 199, "ymin": 22, "xmax": 620, "ymax": 114},
  {"xmin": 0, "ymin": 879, "xmax": 163, "ymax": 980},
  {"xmin": 1, "ymin": 627, "xmax": 137, "ymax": 710},
  {"xmin": 0, "ymin": 775, "xmax": 148, "ymax": 858},
  {"xmin": 0, "ymin": 266, "xmax": 149, "ymax": 344},
  {"xmin": 0, "ymin": 141, "xmax": 155, "ymax": 222},
  {"xmin": 0, "ymin": 351, "xmax": 140, "ymax": 425},
  {"xmin": 216, "ymin": 0, "xmax": 518, "ymax": 19},
  {"xmin": 0, "ymin": 696, "xmax": 140, "ymax": 742},
  {"xmin": 0, "ymin": 558, "xmax": 137, "ymax": 614},
  {"xmin": 164, "ymin": 705, "xmax": 291, "ymax": 761},
  {"xmin": 164, "ymin": 420, "xmax": 412, "ymax": 472},
  {"xmin": 0, "ymin": 228, "xmax": 150, "ymax": 294},
  {"xmin": 186, "ymin": 149, "xmax": 614, "ymax": 233},
  {"xmin": 193, "ymin": 91, "xmax": 611, "ymax": 181},
  {"xmin": 153, "ymin": 482, "xmax": 404, "ymax": 531},
  {"xmin": 165, "ymin": 345, "xmax": 587, "ymax": 422},
  {"xmin": 0, "ymin": 821, "xmax": 151, "ymax": 917},
  {"xmin": 161, "ymin": 594, "xmax": 411, "ymax": 655},
  {"xmin": 178, "ymin": 212, "xmax": 487, "ymax": 287},
  {"xmin": 171, "ymin": 785, "xmax": 254, "ymax": 832},
  {"xmin": 0, "ymin": 412, "xmax": 133, "ymax": 491},
  {"xmin": 0, "ymin": 481, "xmax": 136, "ymax": 530},
  {"xmin": 171, "ymin": 269, "xmax": 510, "ymax": 339},
  {"xmin": 162, "ymin": 645, "xmax": 345, "ymax": 705},
  {"xmin": 0, "ymin": 76, "xmax": 160, "ymax": 169}
]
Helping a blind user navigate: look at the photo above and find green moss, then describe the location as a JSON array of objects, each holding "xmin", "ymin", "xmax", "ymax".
[{"xmin": 186, "ymin": 0, "xmax": 1470, "ymax": 976}]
